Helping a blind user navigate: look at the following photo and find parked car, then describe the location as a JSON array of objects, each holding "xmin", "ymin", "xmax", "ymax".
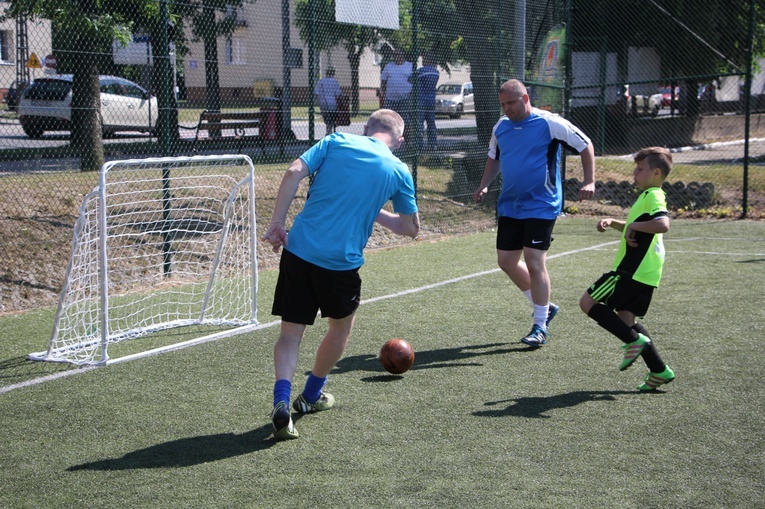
[
  {"xmin": 435, "ymin": 82, "xmax": 474, "ymax": 118},
  {"xmin": 621, "ymin": 84, "xmax": 662, "ymax": 117},
  {"xmin": 658, "ymin": 85, "xmax": 680, "ymax": 109},
  {"xmin": 17, "ymin": 75, "xmax": 157, "ymax": 138}
]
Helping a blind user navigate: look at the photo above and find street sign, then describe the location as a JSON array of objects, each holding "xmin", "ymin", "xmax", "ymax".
[
  {"xmin": 26, "ymin": 53, "xmax": 42, "ymax": 69},
  {"xmin": 44, "ymin": 54, "xmax": 57, "ymax": 69}
]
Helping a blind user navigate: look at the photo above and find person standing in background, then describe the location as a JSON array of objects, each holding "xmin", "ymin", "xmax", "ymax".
[
  {"xmin": 380, "ymin": 49, "xmax": 413, "ymax": 138},
  {"xmin": 314, "ymin": 68, "xmax": 343, "ymax": 135},
  {"xmin": 415, "ymin": 53, "xmax": 440, "ymax": 151}
]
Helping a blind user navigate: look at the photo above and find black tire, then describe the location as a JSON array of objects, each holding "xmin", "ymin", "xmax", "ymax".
[
  {"xmin": 450, "ymin": 104, "xmax": 464, "ymax": 119},
  {"xmin": 22, "ymin": 124, "xmax": 43, "ymax": 139}
]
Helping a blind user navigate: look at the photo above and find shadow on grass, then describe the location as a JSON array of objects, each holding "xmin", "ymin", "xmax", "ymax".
[
  {"xmin": 66, "ymin": 420, "xmax": 290, "ymax": 470},
  {"xmin": 331, "ymin": 342, "xmax": 534, "ymax": 379},
  {"xmin": 474, "ymin": 390, "xmax": 637, "ymax": 419},
  {"xmin": 0, "ymin": 355, "xmax": 76, "ymax": 387}
]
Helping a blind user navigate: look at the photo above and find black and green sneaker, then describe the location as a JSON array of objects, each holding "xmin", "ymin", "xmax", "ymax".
[{"xmin": 271, "ymin": 401, "xmax": 299, "ymax": 440}]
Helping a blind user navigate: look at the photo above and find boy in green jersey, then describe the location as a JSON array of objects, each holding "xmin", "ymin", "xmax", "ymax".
[{"xmin": 579, "ymin": 147, "xmax": 675, "ymax": 391}]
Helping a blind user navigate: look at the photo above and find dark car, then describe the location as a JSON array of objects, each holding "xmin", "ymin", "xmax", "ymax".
[{"xmin": 3, "ymin": 80, "xmax": 29, "ymax": 112}]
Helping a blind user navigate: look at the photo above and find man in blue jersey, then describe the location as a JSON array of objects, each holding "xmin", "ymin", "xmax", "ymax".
[
  {"xmin": 261, "ymin": 109, "xmax": 420, "ymax": 440},
  {"xmin": 473, "ymin": 79, "xmax": 596, "ymax": 347}
]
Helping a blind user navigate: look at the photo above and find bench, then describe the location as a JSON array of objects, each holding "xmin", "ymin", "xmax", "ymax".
[{"xmin": 181, "ymin": 109, "xmax": 284, "ymax": 155}]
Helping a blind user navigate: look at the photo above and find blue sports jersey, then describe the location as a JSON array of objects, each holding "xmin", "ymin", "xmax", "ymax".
[
  {"xmin": 488, "ymin": 108, "xmax": 591, "ymax": 219},
  {"xmin": 287, "ymin": 132, "xmax": 418, "ymax": 270},
  {"xmin": 416, "ymin": 65, "xmax": 440, "ymax": 108}
]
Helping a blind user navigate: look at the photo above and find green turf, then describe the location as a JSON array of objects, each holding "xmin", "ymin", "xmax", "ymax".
[{"xmin": 1, "ymin": 217, "xmax": 764, "ymax": 508}]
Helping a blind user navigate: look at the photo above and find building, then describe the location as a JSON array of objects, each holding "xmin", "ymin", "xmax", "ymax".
[
  {"xmin": 0, "ymin": 12, "xmax": 53, "ymax": 107},
  {"xmin": 180, "ymin": 0, "xmax": 470, "ymax": 107}
]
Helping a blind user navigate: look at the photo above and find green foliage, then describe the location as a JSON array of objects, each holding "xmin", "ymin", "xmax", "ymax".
[{"xmin": 294, "ymin": 0, "xmax": 345, "ymax": 53}]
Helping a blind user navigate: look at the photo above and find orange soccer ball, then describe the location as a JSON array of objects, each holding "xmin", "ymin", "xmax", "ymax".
[{"xmin": 379, "ymin": 338, "xmax": 415, "ymax": 374}]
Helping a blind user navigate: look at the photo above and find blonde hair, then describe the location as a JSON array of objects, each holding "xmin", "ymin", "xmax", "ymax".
[
  {"xmin": 634, "ymin": 146, "xmax": 673, "ymax": 178},
  {"xmin": 367, "ymin": 109, "xmax": 405, "ymax": 139}
]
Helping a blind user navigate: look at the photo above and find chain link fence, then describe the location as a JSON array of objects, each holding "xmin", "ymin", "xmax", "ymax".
[{"xmin": 1, "ymin": 0, "xmax": 763, "ymax": 313}]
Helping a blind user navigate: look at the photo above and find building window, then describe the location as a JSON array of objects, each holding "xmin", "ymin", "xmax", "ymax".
[
  {"xmin": 226, "ymin": 5, "xmax": 248, "ymax": 28},
  {"xmin": 0, "ymin": 31, "xmax": 13, "ymax": 63},
  {"xmin": 226, "ymin": 37, "xmax": 244, "ymax": 65}
]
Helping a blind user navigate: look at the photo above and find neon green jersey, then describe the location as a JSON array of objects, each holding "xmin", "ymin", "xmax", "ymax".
[{"xmin": 612, "ymin": 187, "xmax": 668, "ymax": 287}]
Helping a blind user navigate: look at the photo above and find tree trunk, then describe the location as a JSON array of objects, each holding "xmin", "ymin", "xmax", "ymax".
[
  {"xmin": 349, "ymin": 47, "xmax": 361, "ymax": 114},
  {"xmin": 202, "ymin": 5, "xmax": 222, "ymax": 117},
  {"xmin": 456, "ymin": 0, "xmax": 499, "ymax": 148},
  {"xmin": 150, "ymin": 23, "xmax": 180, "ymax": 150},
  {"xmin": 71, "ymin": 51, "xmax": 104, "ymax": 172}
]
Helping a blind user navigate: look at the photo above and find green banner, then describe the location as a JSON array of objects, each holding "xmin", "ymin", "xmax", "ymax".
[{"xmin": 531, "ymin": 25, "xmax": 565, "ymax": 113}]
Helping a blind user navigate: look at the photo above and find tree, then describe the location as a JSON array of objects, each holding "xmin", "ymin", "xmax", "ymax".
[
  {"xmin": 295, "ymin": 0, "xmax": 389, "ymax": 114},
  {"xmin": 294, "ymin": 0, "xmax": 466, "ymax": 115},
  {"xmin": 129, "ymin": 6, "xmax": 187, "ymax": 150},
  {"xmin": 454, "ymin": 0, "xmax": 502, "ymax": 147},
  {"xmin": 186, "ymin": 0, "xmax": 252, "ymax": 117},
  {"xmin": 340, "ymin": 26, "xmax": 388, "ymax": 114},
  {"xmin": 4, "ymin": 0, "xmax": 142, "ymax": 171}
]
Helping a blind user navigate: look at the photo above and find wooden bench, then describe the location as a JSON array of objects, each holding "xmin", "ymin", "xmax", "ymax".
[{"xmin": 181, "ymin": 109, "xmax": 284, "ymax": 155}]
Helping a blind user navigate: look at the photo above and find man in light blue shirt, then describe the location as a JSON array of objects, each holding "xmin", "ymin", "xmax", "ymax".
[{"xmin": 262, "ymin": 109, "xmax": 420, "ymax": 440}]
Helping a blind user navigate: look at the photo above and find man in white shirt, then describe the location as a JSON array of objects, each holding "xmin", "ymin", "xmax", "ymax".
[{"xmin": 380, "ymin": 49, "xmax": 413, "ymax": 137}]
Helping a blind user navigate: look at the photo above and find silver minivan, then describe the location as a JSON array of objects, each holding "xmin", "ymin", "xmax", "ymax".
[{"xmin": 435, "ymin": 82, "xmax": 474, "ymax": 118}]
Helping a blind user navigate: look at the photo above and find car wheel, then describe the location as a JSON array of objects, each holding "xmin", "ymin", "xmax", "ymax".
[
  {"xmin": 22, "ymin": 124, "xmax": 44, "ymax": 139},
  {"xmin": 451, "ymin": 104, "xmax": 463, "ymax": 119}
]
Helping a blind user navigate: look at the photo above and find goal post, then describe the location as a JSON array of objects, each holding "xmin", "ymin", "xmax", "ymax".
[{"xmin": 29, "ymin": 155, "xmax": 260, "ymax": 366}]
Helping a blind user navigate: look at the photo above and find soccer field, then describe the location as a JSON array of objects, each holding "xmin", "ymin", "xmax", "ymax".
[{"xmin": 1, "ymin": 217, "xmax": 763, "ymax": 508}]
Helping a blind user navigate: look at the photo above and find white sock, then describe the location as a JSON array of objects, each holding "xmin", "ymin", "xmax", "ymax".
[{"xmin": 533, "ymin": 303, "xmax": 549, "ymax": 329}]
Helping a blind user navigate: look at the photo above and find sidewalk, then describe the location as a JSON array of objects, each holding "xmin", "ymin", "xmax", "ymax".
[{"xmin": 6, "ymin": 131, "xmax": 759, "ymax": 175}]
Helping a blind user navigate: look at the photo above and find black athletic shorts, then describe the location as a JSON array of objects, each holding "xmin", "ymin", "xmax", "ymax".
[
  {"xmin": 496, "ymin": 216, "xmax": 556, "ymax": 251},
  {"xmin": 272, "ymin": 249, "xmax": 362, "ymax": 325},
  {"xmin": 587, "ymin": 271, "xmax": 655, "ymax": 318}
]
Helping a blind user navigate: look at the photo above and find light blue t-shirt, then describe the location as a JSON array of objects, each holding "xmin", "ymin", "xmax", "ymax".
[
  {"xmin": 286, "ymin": 132, "xmax": 418, "ymax": 270},
  {"xmin": 487, "ymin": 108, "xmax": 591, "ymax": 219}
]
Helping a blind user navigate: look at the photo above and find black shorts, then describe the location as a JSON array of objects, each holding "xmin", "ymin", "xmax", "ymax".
[
  {"xmin": 496, "ymin": 217, "xmax": 556, "ymax": 251},
  {"xmin": 272, "ymin": 249, "xmax": 362, "ymax": 325},
  {"xmin": 587, "ymin": 271, "xmax": 655, "ymax": 318}
]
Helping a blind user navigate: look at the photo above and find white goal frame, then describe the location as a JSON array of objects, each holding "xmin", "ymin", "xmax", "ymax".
[{"xmin": 29, "ymin": 155, "xmax": 260, "ymax": 366}]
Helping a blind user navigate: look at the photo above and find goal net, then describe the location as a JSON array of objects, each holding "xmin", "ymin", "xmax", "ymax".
[{"xmin": 29, "ymin": 155, "xmax": 259, "ymax": 366}]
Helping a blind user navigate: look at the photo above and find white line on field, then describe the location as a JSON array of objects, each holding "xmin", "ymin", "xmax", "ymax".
[
  {"xmin": 362, "ymin": 240, "xmax": 620, "ymax": 305},
  {"xmin": 0, "ymin": 238, "xmax": 673, "ymax": 395},
  {"xmin": 7, "ymin": 238, "xmax": 762, "ymax": 394}
]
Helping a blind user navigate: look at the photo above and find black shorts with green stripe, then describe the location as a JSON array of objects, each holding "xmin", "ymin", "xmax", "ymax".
[{"xmin": 587, "ymin": 270, "xmax": 655, "ymax": 318}]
